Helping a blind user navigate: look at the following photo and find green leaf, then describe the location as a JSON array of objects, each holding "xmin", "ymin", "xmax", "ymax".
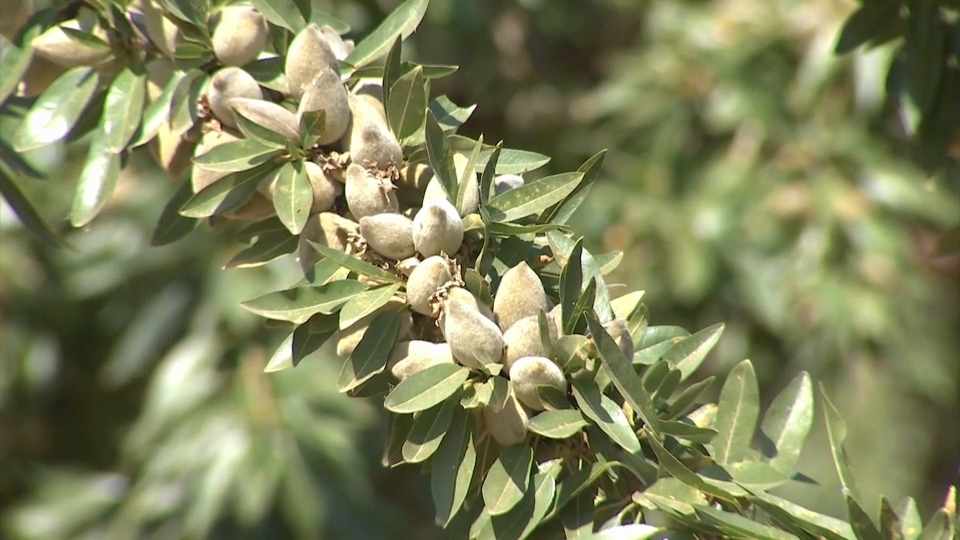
[
  {"xmin": 180, "ymin": 162, "xmax": 280, "ymax": 218},
  {"xmin": 664, "ymin": 376, "xmax": 715, "ymax": 419},
  {"xmin": 250, "ymin": 0, "xmax": 307, "ymax": 32},
  {"xmin": 760, "ymin": 371, "xmax": 813, "ymax": 474},
  {"xmin": 292, "ymin": 314, "xmax": 337, "ymax": 367},
  {"xmin": 634, "ymin": 477, "xmax": 706, "ymax": 517},
  {"xmin": 517, "ymin": 462, "xmax": 562, "ymax": 539},
  {"xmin": 571, "ymin": 380, "xmax": 640, "ymax": 453},
  {"xmin": 382, "ymin": 413, "xmax": 416, "ymax": 468},
  {"xmin": 240, "ymin": 280, "xmax": 367, "ymax": 324},
  {"xmin": 69, "ymin": 134, "xmax": 120, "ymax": 227},
  {"xmin": 402, "ymin": 391, "xmax": 459, "ymax": 463},
  {"xmin": 192, "ymin": 139, "xmax": 282, "ymax": 173},
  {"xmin": 559, "ymin": 238, "xmax": 584, "ymax": 333},
  {"xmin": 486, "ymin": 172, "xmax": 583, "ymax": 223},
  {"xmin": 896, "ymin": 497, "xmax": 923, "ymax": 540},
  {"xmin": 383, "ymin": 363, "xmax": 469, "ymax": 414},
  {"xmin": 712, "ymin": 359, "xmax": 759, "ymax": 465},
  {"xmin": 694, "ymin": 506, "xmax": 797, "ymax": 540},
  {"xmin": 458, "ymin": 135, "xmax": 483, "ymax": 211},
  {"xmin": 244, "ymin": 56, "xmax": 288, "ymax": 93},
  {"xmin": 482, "ymin": 444, "xmax": 533, "ymax": 516},
  {"xmin": 553, "ymin": 335, "xmax": 592, "ymax": 372},
  {"xmin": 424, "ymin": 110, "xmax": 459, "ymax": 203},
  {"xmin": 431, "ymin": 407, "xmax": 476, "ymax": 527},
  {"xmin": 846, "ymin": 494, "xmax": 884, "ymax": 540},
  {"xmin": 169, "ymin": 70, "xmax": 207, "ymax": 135},
  {"xmin": 151, "ymin": 181, "xmax": 201, "ymax": 246},
  {"xmin": 337, "ymin": 283, "xmax": 401, "ymax": 330},
  {"xmin": 538, "ymin": 149, "xmax": 606, "ymax": 225},
  {"xmin": 547, "ymin": 232, "xmax": 614, "ymax": 323},
  {"xmin": 745, "ymin": 487, "xmax": 856, "ymax": 540},
  {"xmin": 338, "ymin": 311, "xmax": 401, "ymax": 393},
  {"xmin": 381, "ymin": 37, "xmax": 402, "ymax": 108},
  {"xmin": 726, "ymin": 461, "xmax": 790, "ymax": 490},
  {"xmin": 527, "ymin": 410, "xmax": 588, "ymax": 439},
  {"xmin": 224, "ymin": 230, "xmax": 298, "ymax": 268},
  {"xmin": 820, "ymin": 384, "xmax": 861, "ymax": 501},
  {"xmin": 560, "ymin": 485, "xmax": 597, "ymax": 538},
  {"xmin": 479, "ymin": 140, "xmax": 502, "ymax": 207},
  {"xmin": 610, "ymin": 290, "xmax": 645, "ymax": 322},
  {"xmin": 586, "ymin": 313, "xmax": 661, "ymax": 438},
  {"xmin": 15, "ymin": 67, "xmax": 100, "ymax": 151},
  {"xmin": 659, "ymin": 420, "xmax": 717, "ymax": 444},
  {"xmin": 343, "ymin": 0, "xmax": 429, "ymax": 71},
  {"xmin": 835, "ymin": 1, "xmax": 902, "ymax": 54},
  {"xmin": 661, "ymin": 323, "xmax": 724, "ymax": 381},
  {"xmin": 298, "ymin": 109, "xmax": 325, "ymax": 148},
  {"xmin": 485, "ymin": 221, "xmax": 569, "ymax": 236},
  {"xmin": 429, "ymin": 95, "xmax": 476, "ymax": 133},
  {"xmin": 0, "ymin": 37, "xmax": 34, "ymax": 105},
  {"xmin": 0, "ymin": 167, "xmax": 68, "ymax": 248},
  {"xmin": 307, "ymin": 242, "xmax": 403, "ymax": 284},
  {"xmin": 271, "ymin": 161, "xmax": 312, "ymax": 234},
  {"xmin": 131, "ymin": 69, "xmax": 188, "ymax": 147},
  {"xmin": 387, "ymin": 65, "xmax": 426, "ymax": 141},
  {"xmin": 237, "ymin": 108, "xmax": 293, "ymax": 149},
  {"xmin": 264, "ymin": 332, "xmax": 295, "ymax": 373},
  {"xmin": 101, "ymin": 68, "xmax": 147, "ymax": 152}
]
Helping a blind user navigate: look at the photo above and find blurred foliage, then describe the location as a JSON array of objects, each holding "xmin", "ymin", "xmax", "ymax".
[{"xmin": 1, "ymin": 0, "xmax": 959, "ymax": 539}]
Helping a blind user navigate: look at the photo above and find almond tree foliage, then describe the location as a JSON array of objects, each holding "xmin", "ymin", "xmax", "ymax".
[{"xmin": 0, "ymin": 2, "xmax": 958, "ymax": 540}]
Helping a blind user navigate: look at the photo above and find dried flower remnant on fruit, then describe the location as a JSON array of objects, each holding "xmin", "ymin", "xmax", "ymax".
[
  {"xmin": 509, "ymin": 356, "xmax": 567, "ymax": 411},
  {"xmin": 211, "ymin": 6, "xmax": 268, "ymax": 67},
  {"xmin": 359, "ymin": 214, "xmax": 416, "ymax": 260},
  {"xmin": 493, "ymin": 262, "xmax": 549, "ymax": 331},
  {"xmin": 344, "ymin": 164, "xmax": 399, "ymax": 219},
  {"xmin": 285, "ymin": 24, "xmax": 339, "ymax": 100},
  {"xmin": 208, "ymin": 67, "xmax": 263, "ymax": 129},
  {"xmin": 442, "ymin": 295, "xmax": 505, "ymax": 370},
  {"xmin": 413, "ymin": 199, "xmax": 464, "ymax": 257}
]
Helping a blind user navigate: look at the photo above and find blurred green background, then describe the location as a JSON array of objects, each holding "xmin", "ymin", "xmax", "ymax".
[{"xmin": 2, "ymin": 0, "xmax": 958, "ymax": 538}]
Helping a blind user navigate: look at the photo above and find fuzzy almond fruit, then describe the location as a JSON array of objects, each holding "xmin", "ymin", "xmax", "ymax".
[
  {"xmin": 493, "ymin": 262, "xmax": 549, "ymax": 331},
  {"xmin": 344, "ymin": 163, "xmax": 399, "ymax": 219},
  {"xmin": 32, "ymin": 17, "xmax": 111, "ymax": 68},
  {"xmin": 405, "ymin": 256, "xmax": 453, "ymax": 316},
  {"xmin": 285, "ymin": 24, "xmax": 339, "ymax": 100},
  {"xmin": 438, "ymin": 287, "xmax": 495, "ymax": 334},
  {"xmin": 482, "ymin": 386, "xmax": 529, "ymax": 446},
  {"xmin": 229, "ymin": 98, "xmax": 300, "ymax": 143},
  {"xmin": 211, "ymin": 6, "xmax": 268, "ymax": 67},
  {"xmin": 494, "ymin": 174, "xmax": 524, "ymax": 195},
  {"xmin": 359, "ymin": 214, "xmax": 415, "ymax": 260},
  {"xmin": 191, "ymin": 129, "xmax": 241, "ymax": 192},
  {"xmin": 302, "ymin": 161, "xmax": 341, "ymax": 214},
  {"xmin": 342, "ymin": 94, "xmax": 403, "ymax": 170},
  {"xmin": 388, "ymin": 341, "xmax": 454, "ymax": 381},
  {"xmin": 318, "ymin": 24, "xmax": 351, "ymax": 60},
  {"xmin": 443, "ymin": 295, "xmax": 504, "ymax": 370},
  {"xmin": 209, "ymin": 67, "xmax": 263, "ymax": 128},
  {"xmin": 503, "ymin": 315, "xmax": 557, "ymax": 371},
  {"xmin": 413, "ymin": 199, "xmax": 464, "ymax": 257},
  {"xmin": 509, "ymin": 356, "xmax": 567, "ymax": 411},
  {"xmin": 297, "ymin": 67, "xmax": 351, "ymax": 145},
  {"xmin": 335, "ymin": 300, "xmax": 412, "ymax": 357},
  {"xmin": 603, "ymin": 318, "xmax": 634, "ymax": 360},
  {"xmin": 298, "ymin": 212, "xmax": 359, "ymax": 274}
]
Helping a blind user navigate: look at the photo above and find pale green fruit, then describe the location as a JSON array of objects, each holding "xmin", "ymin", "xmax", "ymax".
[
  {"xmin": 603, "ymin": 318, "xmax": 635, "ymax": 360},
  {"xmin": 422, "ymin": 153, "xmax": 479, "ymax": 216},
  {"xmin": 297, "ymin": 67, "xmax": 350, "ymax": 145},
  {"xmin": 222, "ymin": 192, "xmax": 274, "ymax": 221},
  {"xmin": 318, "ymin": 24, "xmax": 351, "ymax": 60},
  {"xmin": 0, "ymin": 0, "xmax": 32, "ymax": 41},
  {"xmin": 209, "ymin": 67, "xmax": 263, "ymax": 128},
  {"xmin": 509, "ymin": 356, "xmax": 567, "ymax": 411},
  {"xmin": 493, "ymin": 262, "xmax": 549, "ymax": 331},
  {"xmin": 229, "ymin": 98, "xmax": 300, "ymax": 143},
  {"xmin": 298, "ymin": 212, "xmax": 359, "ymax": 274},
  {"xmin": 304, "ymin": 161, "xmax": 341, "ymax": 214},
  {"xmin": 335, "ymin": 300, "xmax": 412, "ymax": 357},
  {"xmin": 151, "ymin": 121, "xmax": 197, "ymax": 179},
  {"xmin": 413, "ymin": 199, "xmax": 464, "ymax": 257},
  {"xmin": 343, "ymin": 94, "xmax": 403, "ymax": 170},
  {"xmin": 211, "ymin": 6, "xmax": 268, "ymax": 67},
  {"xmin": 503, "ymin": 314, "xmax": 558, "ymax": 371},
  {"xmin": 443, "ymin": 295, "xmax": 504, "ymax": 369},
  {"xmin": 388, "ymin": 341, "xmax": 454, "ymax": 381},
  {"xmin": 344, "ymin": 163, "xmax": 399, "ymax": 219},
  {"xmin": 406, "ymin": 256, "xmax": 453, "ymax": 316},
  {"xmin": 32, "ymin": 16, "xmax": 111, "ymax": 68},
  {"xmin": 16, "ymin": 56, "xmax": 66, "ymax": 97},
  {"xmin": 482, "ymin": 386, "xmax": 528, "ymax": 446},
  {"xmin": 192, "ymin": 129, "xmax": 241, "ymax": 192},
  {"xmin": 494, "ymin": 174, "xmax": 524, "ymax": 195},
  {"xmin": 359, "ymin": 214, "xmax": 415, "ymax": 260},
  {"xmin": 285, "ymin": 24, "xmax": 339, "ymax": 100}
]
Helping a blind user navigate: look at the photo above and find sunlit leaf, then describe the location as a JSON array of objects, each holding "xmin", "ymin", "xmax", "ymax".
[
  {"xmin": 712, "ymin": 359, "xmax": 759, "ymax": 465},
  {"xmin": 15, "ymin": 67, "xmax": 100, "ymax": 151},
  {"xmin": 482, "ymin": 444, "xmax": 533, "ymax": 516},
  {"xmin": 343, "ymin": 0, "xmax": 429, "ymax": 71},
  {"xmin": 69, "ymin": 134, "xmax": 120, "ymax": 227},
  {"xmin": 383, "ymin": 363, "xmax": 469, "ymax": 413},
  {"xmin": 101, "ymin": 67, "xmax": 146, "ymax": 152},
  {"xmin": 250, "ymin": 0, "xmax": 307, "ymax": 32},
  {"xmin": 338, "ymin": 311, "xmax": 400, "ymax": 392},
  {"xmin": 431, "ymin": 407, "xmax": 476, "ymax": 527},
  {"xmin": 527, "ymin": 410, "xmax": 588, "ymax": 439},
  {"xmin": 572, "ymin": 380, "xmax": 640, "ymax": 453},
  {"xmin": 760, "ymin": 372, "xmax": 813, "ymax": 474},
  {"xmin": 402, "ymin": 391, "xmax": 459, "ymax": 463},
  {"xmin": 240, "ymin": 280, "xmax": 367, "ymax": 324}
]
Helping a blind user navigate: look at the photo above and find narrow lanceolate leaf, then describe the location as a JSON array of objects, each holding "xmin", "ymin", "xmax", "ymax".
[
  {"xmin": 744, "ymin": 487, "xmax": 856, "ymax": 540},
  {"xmin": 527, "ymin": 410, "xmax": 588, "ymax": 439},
  {"xmin": 429, "ymin": 95, "xmax": 476, "ymax": 133},
  {"xmin": 224, "ymin": 230, "xmax": 298, "ymax": 268},
  {"xmin": 694, "ymin": 506, "xmax": 798, "ymax": 540},
  {"xmin": 338, "ymin": 284, "xmax": 401, "ymax": 330},
  {"xmin": 307, "ymin": 243, "xmax": 403, "ymax": 284},
  {"xmin": 272, "ymin": 161, "xmax": 312, "ymax": 234},
  {"xmin": 343, "ymin": 0, "xmax": 429, "ymax": 71},
  {"xmin": 240, "ymin": 280, "xmax": 367, "ymax": 324},
  {"xmin": 264, "ymin": 332, "xmax": 295, "ymax": 373},
  {"xmin": 845, "ymin": 494, "xmax": 884, "ymax": 540},
  {"xmin": 457, "ymin": 135, "xmax": 483, "ymax": 212},
  {"xmin": 387, "ymin": 66, "xmax": 426, "ymax": 141},
  {"xmin": 293, "ymin": 314, "xmax": 337, "ymax": 367},
  {"xmin": 820, "ymin": 384, "xmax": 861, "ymax": 501},
  {"xmin": 586, "ymin": 313, "xmax": 660, "ymax": 438},
  {"xmin": 15, "ymin": 67, "xmax": 100, "ymax": 151},
  {"xmin": 151, "ymin": 182, "xmax": 201, "ymax": 246},
  {"xmin": 69, "ymin": 135, "xmax": 121, "ymax": 227},
  {"xmin": 432, "ymin": 408, "xmax": 475, "ymax": 527},
  {"xmin": 424, "ymin": 110, "xmax": 459, "ymax": 203},
  {"xmin": 338, "ymin": 311, "xmax": 400, "ymax": 393},
  {"xmin": 180, "ymin": 162, "xmax": 280, "ymax": 218},
  {"xmin": 479, "ymin": 141, "xmax": 502, "ymax": 205},
  {"xmin": 486, "ymin": 172, "xmax": 583, "ymax": 223},
  {"xmin": 760, "ymin": 371, "xmax": 813, "ymax": 474},
  {"xmin": 572, "ymin": 380, "xmax": 640, "ymax": 453},
  {"xmin": 237, "ymin": 108, "xmax": 293, "ymax": 149},
  {"xmin": 712, "ymin": 359, "xmax": 759, "ymax": 465},
  {"xmin": 298, "ymin": 110, "xmax": 325, "ymax": 148},
  {"xmin": 131, "ymin": 70, "xmax": 188, "ymax": 147},
  {"xmin": 250, "ymin": 0, "xmax": 307, "ymax": 32},
  {"xmin": 192, "ymin": 139, "xmax": 282, "ymax": 173},
  {"xmin": 0, "ymin": 168, "xmax": 68, "ymax": 248},
  {"xmin": 384, "ymin": 363, "xmax": 470, "ymax": 414},
  {"xmin": 169, "ymin": 71, "xmax": 208, "ymax": 136},
  {"xmin": 559, "ymin": 238, "xmax": 584, "ymax": 333},
  {"xmin": 662, "ymin": 322, "xmax": 725, "ymax": 381},
  {"xmin": 102, "ymin": 68, "xmax": 147, "ymax": 152},
  {"xmin": 402, "ymin": 391, "xmax": 459, "ymax": 463},
  {"xmin": 482, "ymin": 444, "xmax": 533, "ymax": 516},
  {"xmin": 0, "ymin": 37, "xmax": 34, "ymax": 105},
  {"xmin": 538, "ymin": 149, "xmax": 606, "ymax": 225},
  {"xmin": 381, "ymin": 37, "xmax": 402, "ymax": 108}
]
